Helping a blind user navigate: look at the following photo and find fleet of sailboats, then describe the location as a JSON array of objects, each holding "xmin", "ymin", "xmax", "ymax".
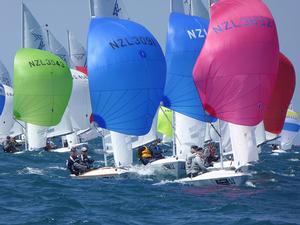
[{"xmin": 0, "ymin": 0, "xmax": 298, "ymax": 185}]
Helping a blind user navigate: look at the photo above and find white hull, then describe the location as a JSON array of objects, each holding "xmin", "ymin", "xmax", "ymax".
[
  {"xmin": 50, "ymin": 143, "xmax": 88, "ymax": 153},
  {"xmin": 150, "ymin": 156, "xmax": 186, "ymax": 178},
  {"xmin": 178, "ymin": 170, "xmax": 249, "ymax": 187},
  {"xmin": 71, "ymin": 167, "xmax": 129, "ymax": 178},
  {"xmin": 208, "ymin": 160, "xmax": 235, "ymax": 171}
]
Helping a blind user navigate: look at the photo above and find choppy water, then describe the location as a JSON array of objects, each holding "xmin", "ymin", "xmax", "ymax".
[{"xmin": 0, "ymin": 140, "xmax": 299, "ymax": 225}]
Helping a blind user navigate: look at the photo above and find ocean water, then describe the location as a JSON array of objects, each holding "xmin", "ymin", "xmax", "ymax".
[{"xmin": 0, "ymin": 140, "xmax": 299, "ymax": 225}]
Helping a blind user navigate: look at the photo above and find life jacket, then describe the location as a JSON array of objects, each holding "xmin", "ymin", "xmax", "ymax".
[{"xmin": 141, "ymin": 146, "xmax": 152, "ymax": 158}]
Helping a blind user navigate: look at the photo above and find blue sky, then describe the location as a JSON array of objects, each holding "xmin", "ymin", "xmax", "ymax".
[{"xmin": 0, "ymin": 0, "xmax": 299, "ymax": 112}]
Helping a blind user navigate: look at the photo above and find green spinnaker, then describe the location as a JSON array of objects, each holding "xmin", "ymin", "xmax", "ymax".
[
  {"xmin": 13, "ymin": 48, "xmax": 72, "ymax": 126},
  {"xmin": 157, "ymin": 106, "xmax": 173, "ymax": 137}
]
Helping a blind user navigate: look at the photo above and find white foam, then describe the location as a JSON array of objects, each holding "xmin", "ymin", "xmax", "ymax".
[
  {"xmin": 128, "ymin": 165, "xmax": 156, "ymax": 176},
  {"xmin": 245, "ymin": 181, "xmax": 256, "ymax": 188},
  {"xmin": 48, "ymin": 166, "xmax": 66, "ymax": 170},
  {"xmin": 288, "ymin": 158, "xmax": 299, "ymax": 162},
  {"xmin": 17, "ymin": 167, "xmax": 44, "ymax": 175}
]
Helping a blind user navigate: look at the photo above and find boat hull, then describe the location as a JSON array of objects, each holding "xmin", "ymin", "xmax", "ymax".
[
  {"xmin": 178, "ymin": 170, "xmax": 249, "ymax": 187},
  {"xmin": 71, "ymin": 167, "xmax": 129, "ymax": 179},
  {"xmin": 150, "ymin": 156, "xmax": 186, "ymax": 179}
]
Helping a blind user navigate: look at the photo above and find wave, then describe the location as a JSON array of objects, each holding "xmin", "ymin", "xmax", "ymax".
[{"xmin": 17, "ymin": 167, "xmax": 45, "ymax": 175}]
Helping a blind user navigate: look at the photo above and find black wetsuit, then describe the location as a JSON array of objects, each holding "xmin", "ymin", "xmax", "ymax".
[
  {"xmin": 66, "ymin": 156, "xmax": 87, "ymax": 175},
  {"xmin": 80, "ymin": 155, "xmax": 94, "ymax": 169}
]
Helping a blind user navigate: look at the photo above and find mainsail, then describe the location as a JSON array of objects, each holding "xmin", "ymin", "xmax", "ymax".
[
  {"xmin": 67, "ymin": 30, "xmax": 87, "ymax": 69},
  {"xmin": 0, "ymin": 61, "xmax": 12, "ymax": 87},
  {"xmin": 0, "ymin": 85, "xmax": 16, "ymax": 138},
  {"xmin": 23, "ymin": 4, "xmax": 48, "ymax": 50},
  {"xmin": 47, "ymin": 29, "xmax": 70, "ymax": 66},
  {"xmin": 89, "ymin": 0, "xmax": 128, "ymax": 19}
]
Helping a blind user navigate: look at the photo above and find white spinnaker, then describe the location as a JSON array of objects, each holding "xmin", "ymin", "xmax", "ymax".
[
  {"xmin": 191, "ymin": 0, "xmax": 209, "ymax": 18},
  {"xmin": 111, "ymin": 131, "xmax": 133, "ymax": 167},
  {"xmin": 69, "ymin": 69, "xmax": 92, "ymax": 132},
  {"xmin": 131, "ymin": 110, "xmax": 158, "ymax": 149},
  {"xmin": 175, "ymin": 112, "xmax": 206, "ymax": 158},
  {"xmin": 0, "ymin": 85, "xmax": 14, "ymax": 137},
  {"xmin": 229, "ymin": 123, "xmax": 258, "ymax": 169},
  {"xmin": 90, "ymin": 0, "xmax": 129, "ymax": 19},
  {"xmin": 23, "ymin": 4, "xmax": 48, "ymax": 50},
  {"xmin": 47, "ymin": 30, "xmax": 70, "ymax": 66},
  {"xmin": 0, "ymin": 61, "xmax": 12, "ymax": 87},
  {"xmin": 68, "ymin": 31, "xmax": 86, "ymax": 68},
  {"xmin": 27, "ymin": 123, "xmax": 47, "ymax": 150}
]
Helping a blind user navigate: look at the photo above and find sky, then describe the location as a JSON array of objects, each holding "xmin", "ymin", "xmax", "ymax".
[{"xmin": 0, "ymin": 0, "xmax": 299, "ymax": 110}]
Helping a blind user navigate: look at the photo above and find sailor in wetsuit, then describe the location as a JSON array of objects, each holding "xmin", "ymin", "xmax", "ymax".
[
  {"xmin": 66, "ymin": 148, "xmax": 88, "ymax": 175},
  {"xmin": 79, "ymin": 146, "xmax": 94, "ymax": 169},
  {"xmin": 149, "ymin": 139, "xmax": 164, "ymax": 160},
  {"xmin": 3, "ymin": 136, "xmax": 19, "ymax": 153}
]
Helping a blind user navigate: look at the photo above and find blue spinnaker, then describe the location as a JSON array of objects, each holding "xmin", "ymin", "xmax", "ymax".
[
  {"xmin": 88, "ymin": 18, "xmax": 166, "ymax": 135},
  {"xmin": 163, "ymin": 12, "xmax": 215, "ymax": 122},
  {"xmin": 0, "ymin": 84, "xmax": 5, "ymax": 116}
]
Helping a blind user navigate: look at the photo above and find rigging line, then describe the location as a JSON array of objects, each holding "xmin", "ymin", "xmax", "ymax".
[
  {"xmin": 159, "ymin": 106, "xmax": 182, "ymax": 146},
  {"xmin": 13, "ymin": 118, "xmax": 26, "ymax": 130},
  {"xmin": 209, "ymin": 122, "xmax": 221, "ymax": 138}
]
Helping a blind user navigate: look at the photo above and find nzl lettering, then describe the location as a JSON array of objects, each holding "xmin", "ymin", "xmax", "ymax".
[{"xmin": 187, "ymin": 29, "xmax": 207, "ymax": 39}]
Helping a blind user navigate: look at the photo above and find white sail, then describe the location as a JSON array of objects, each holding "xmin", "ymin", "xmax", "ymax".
[
  {"xmin": 47, "ymin": 30, "xmax": 70, "ymax": 66},
  {"xmin": 191, "ymin": 0, "xmax": 209, "ymax": 18},
  {"xmin": 65, "ymin": 132, "xmax": 80, "ymax": 147},
  {"xmin": 78, "ymin": 127, "xmax": 100, "ymax": 142},
  {"xmin": 0, "ymin": 61, "xmax": 12, "ymax": 87},
  {"xmin": 254, "ymin": 121, "xmax": 266, "ymax": 153},
  {"xmin": 111, "ymin": 131, "xmax": 133, "ymax": 167},
  {"xmin": 171, "ymin": 0, "xmax": 185, "ymax": 13},
  {"xmin": 68, "ymin": 69, "xmax": 92, "ymax": 132},
  {"xmin": 90, "ymin": 0, "xmax": 129, "ymax": 19},
  {"xmin": 219, "ymin": 121, "xmax": 232, "ymax": 153},
  {"xmin": 265, "ymin": 131, "xmax": 278, "ymax": 141},
  {"xmin": 175, "ymin": 112, "xmax": 206, "ymax": 158},
  {"xmin": 23, "ymin": 4, "xmax": 48, "ymax": 50},
  {"xmin": 131, "ymin": 110, "xmax": 158, "ymax": 149},
  {"xmin": 280, "ymin": 109, "xmax": 300, "ymax": 150},
  {"xmin": 67, "ymin": 31, "xmax": 87, "ymax": 68},
  {"xmin": 47, "ymin": 109, "xmax": 73, "ymax": 138},
  {"xmin": 8, "ymin": 121, "xmax": 24, "ymax": 138},
  {"xmin": 27, "ymin": 123, "xmax": 48, "ymax": 150},
  {"xmin": 229, "ymin": 123, "xmax": 258, "ymax": 169},
  {"xmin": 0, "ymin": 85, "xmax": 14, "ymax": 137}
]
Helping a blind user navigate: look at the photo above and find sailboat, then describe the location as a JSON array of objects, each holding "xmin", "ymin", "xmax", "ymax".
[
  {"xmin": 182, "ymin": 0, "xmax": 279, "ymax": 186},
  {"xmin": 22, "ymin": 3, "xmax": 50, "ymax": 150},
  {"xmin": 149, "ymin": 0, "xmax": 215, "ymax": 179},
  {"xmin": 13, "ymin": 48, "xmax": 73, "ymax": 151},
  {"xmin": 279, "ymin": 109, "xmax": 300, "ymax": 151},
  {"xmin": 80, "ymin": 15, "xmax": 166, "ymax": 178}
]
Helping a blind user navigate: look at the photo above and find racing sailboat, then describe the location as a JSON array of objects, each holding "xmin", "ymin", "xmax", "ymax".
[
  {"xmin": 185, "ymin": 0, "xmax": 279, "ymax": 186},
  {"xmin": 150, "ymin": 0, "xmax": 214, "ymax": 178},
  {"xmin": 82, "ymin": 14, "xmax": 166, "ymax": 178}
]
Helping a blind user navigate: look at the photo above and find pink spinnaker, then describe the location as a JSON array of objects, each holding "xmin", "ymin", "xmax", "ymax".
[{"xmin": 193, "ymin": 0, "xmax": 279, "ymax": 126}]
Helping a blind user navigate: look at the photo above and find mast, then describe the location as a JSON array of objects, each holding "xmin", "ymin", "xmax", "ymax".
[
  {"xmin": 66, "ymin": 30, "xmax": 71, "ymax": 66},
  {"xmin": 172, "ymin": 112, "xmax": 177, "ymax": 156},
  {"xmin": 170, "ymin": 0, "xmax": 173, "ymax": 13},
  {"xmin": 45, "ymin": 24, "xmax": 50, "ymax": 50},
  {"xmin": 89, "ymin": 0, "xmax": 93, "ymax": 18},
  {"xmin": 21, "ymin": 1, "xmax": 28, "ymax": 151},
  {"xmin": 189, "ymin": 0, "xmax": 192, "ymax": 16}
]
